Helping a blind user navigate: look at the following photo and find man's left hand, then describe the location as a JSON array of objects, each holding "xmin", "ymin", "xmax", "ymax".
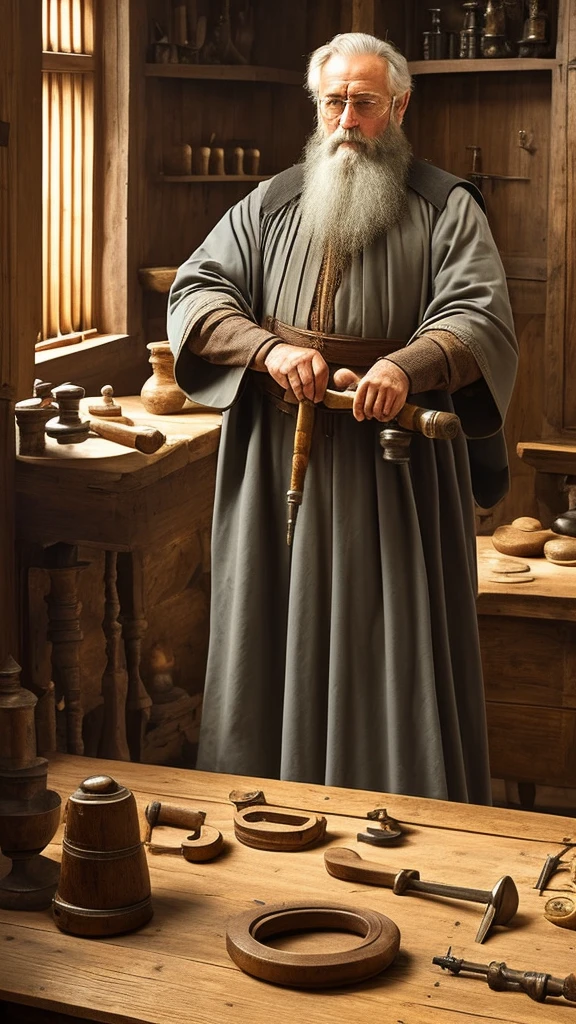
[{"xmin": 333, "ymin": 360, "xmax": 410, "ymax": 422}]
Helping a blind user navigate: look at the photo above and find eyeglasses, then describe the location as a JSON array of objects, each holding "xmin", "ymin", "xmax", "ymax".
[{"xmin": 319, "ymin": 95, "xmax": 395, "ymax": 121}]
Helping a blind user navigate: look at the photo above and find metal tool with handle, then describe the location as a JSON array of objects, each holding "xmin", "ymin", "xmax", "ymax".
[
  {"xmin": 285, "ymin": 389, "xmax": 461, "ymax": 545},
  {"xmin": 324, "ymin": 847, "xmax": 518, "ymax": 943},
  {"xmin": 322, "ymin": 388, "xmax": 461, "ymax": 439},
  {"xmin": 46, "ymin": 383, "xmax": 166, "ymax": 453},
  {"xmin": 433, "ymin": 949, "xmax": 576, "ymax": 1004}
]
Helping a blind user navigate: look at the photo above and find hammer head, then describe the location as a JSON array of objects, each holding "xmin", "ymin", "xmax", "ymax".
[
  {"xmin": 379, "ymin": 424, "xmax": 412, "ymax": 463},
  {"xmin": 475, "ymin": 875, "xmax": 519, "ymax": 943},
  {"xmin": 46, "ymin": 383, "xmax": 90, "ymax": 444}
]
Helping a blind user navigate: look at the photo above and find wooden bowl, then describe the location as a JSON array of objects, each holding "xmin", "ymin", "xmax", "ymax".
[
  {"xmin": 0, "ymin": 789, "xmax": 61, "ymax": 855},
  {"xmin": 492, "ymin": 518, "xmax": 554, "ymax": 557}
]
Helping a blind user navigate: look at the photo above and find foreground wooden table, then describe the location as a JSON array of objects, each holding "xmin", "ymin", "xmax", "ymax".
[{"xmin": 1, "ymin": 754, "xmax": 576, "ymax": 1023}]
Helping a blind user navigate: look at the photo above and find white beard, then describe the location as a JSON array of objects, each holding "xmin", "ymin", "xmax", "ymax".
[{"xmin": 299, "ymin": 121, "xmax": 412, "ymax": 267}]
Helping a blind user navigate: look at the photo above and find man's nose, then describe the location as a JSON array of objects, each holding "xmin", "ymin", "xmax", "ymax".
[{"xmin": 339, "ymin": 100, "xmax": 359, "ymax": 128}]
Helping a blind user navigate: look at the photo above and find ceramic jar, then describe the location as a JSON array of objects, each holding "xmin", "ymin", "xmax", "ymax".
[{"xmin": 140, "ymin": 341, "xmax": 186, "ymax": 415}]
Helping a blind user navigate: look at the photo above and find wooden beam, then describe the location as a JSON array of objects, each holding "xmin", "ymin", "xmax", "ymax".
[
  {"xmin": 0, "ymin": 0, "xmax": 41, "ymax": 664},
  {"xmin": 542, "ymin": 0, "xmax": 572, "ymax": 435},
  {"xmin": 350, "ymin": 0, "xmax": 375, "ymax": 34}
]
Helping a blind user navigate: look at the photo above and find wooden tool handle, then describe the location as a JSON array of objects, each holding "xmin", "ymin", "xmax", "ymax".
[
  {"xmin": 324, "ymin": 847, "xmax": 398, "ymax": 887},
  {"xmin": 397, "ymin": 404, "xmax": 460, "ymax": 439},
  {"xmin": 289, "ymin": 399, "xmax": 315, "ymax": 492},
  {"xmin": 145, "ymin": 801, "xmax": 206, "ymax": 831},
  {"xmin": 88, "ymin": 419, "xmax": 166, "ymax": 454},
  {"xmin": 322, "ymin": 389, "xmax": 460, "ymax": 438}
]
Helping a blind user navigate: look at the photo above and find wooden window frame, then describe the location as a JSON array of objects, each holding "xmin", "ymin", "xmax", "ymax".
[{"xmin": 36, "ymin": 0, "xmax": 146, "ymax": 393}]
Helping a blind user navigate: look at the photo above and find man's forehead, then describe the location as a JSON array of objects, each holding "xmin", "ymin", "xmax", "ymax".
[{"xmin": 319, "ymin": 53, "xmax": 390, "ymax": 95}]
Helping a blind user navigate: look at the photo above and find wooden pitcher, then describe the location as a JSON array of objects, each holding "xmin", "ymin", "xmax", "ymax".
[{"xmin": 52, "ymin": 774, "xmax": 153, "ymax": 937}]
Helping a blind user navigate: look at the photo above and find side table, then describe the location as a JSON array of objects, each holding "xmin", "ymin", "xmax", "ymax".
[
  {"xmin": 477, "ymin": 536, "xmax": 576, "ymax": 806},
  {"xmin": 15, "ymin": 397, "xmax": 221, "ymax": 762}
]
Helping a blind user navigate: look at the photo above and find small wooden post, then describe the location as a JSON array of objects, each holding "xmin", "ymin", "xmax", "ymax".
[
  {"xmin": 98, "ymin": 550, "xmax": 131, "ymax": 760},
  {"xmin": 43, "ymin": 543, "xmax": 87, "ymax": 755}
]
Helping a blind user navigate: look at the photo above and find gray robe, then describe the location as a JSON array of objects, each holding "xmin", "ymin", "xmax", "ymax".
[{"xmin": 168, "ymin": 164, "xmax": 518, "ymax": 802}]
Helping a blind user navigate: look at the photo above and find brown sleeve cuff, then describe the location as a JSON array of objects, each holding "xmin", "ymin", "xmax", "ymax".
[
  {"xmin": 384, "ymin": 330, "xmax": 481, "ymax": 393},
  {"xmin": 187, "ymin": 311, "xmax": 277, "ymax": 367}
]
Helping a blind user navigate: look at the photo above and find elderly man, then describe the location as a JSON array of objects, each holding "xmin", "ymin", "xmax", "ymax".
[{"xmin": 168, "ymin": 33, "xmax": 518, "ymax": 803}]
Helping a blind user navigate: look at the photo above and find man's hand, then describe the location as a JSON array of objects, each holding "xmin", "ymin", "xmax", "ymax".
[
  {"xmin": 264, "ymin": 343, "xmax": 329, "ymax": 403},
  {"xmin": 333, "ymin": 361, "xmax": 410, "ymax": 422}
]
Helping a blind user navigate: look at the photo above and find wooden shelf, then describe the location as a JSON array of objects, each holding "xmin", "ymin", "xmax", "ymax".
[
  {"xmin": 138, "ymin": 267, "xmax": 177, "ymax": 293},
  {"xmin": 157, "ymin": 174, "xmax": 271, "ymax": 183},
  {"xmin": 408, "ymin": 57, "xmax": 559, "ymax": 74},
  {"xmin": 517, "ymin": 440, "xmax": 576, "ymax": 475},
  {"xmin": 145, "ymin": 63, "xmax": 303, "ymax": 85}
]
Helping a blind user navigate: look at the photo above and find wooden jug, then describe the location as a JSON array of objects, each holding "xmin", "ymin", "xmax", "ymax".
[
  {"xmin": 52, "ymin": 774, "xmax": 153, "ymax": 937},
  {"xmin": 140, "ymin": 341, "xmax": 187, "ymax": 415}
]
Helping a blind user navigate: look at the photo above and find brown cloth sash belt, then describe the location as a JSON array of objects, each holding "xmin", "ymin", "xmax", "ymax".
[{"xmin": 263, "ymin": 316, "xmax": 404, "ymax": 366}]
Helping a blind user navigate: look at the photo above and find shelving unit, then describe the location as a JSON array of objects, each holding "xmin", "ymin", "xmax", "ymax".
[
  {"xmin": 157, "ymin": 174, "xmax": 271, "ymax": 183},
  {"xmin": 139, "ymin": 0, "xmax": 341, "ymax": 346},
  {"xmin": 145, "ymin": 63, "xmax": 303, "ymax": 84},
  {"xmin": 408, "ymin": 57, "xmax": 559, "ymax": 74},
  {"xmin": 138, "ymin": 0, "xmax": 575, "ymax": 527}
]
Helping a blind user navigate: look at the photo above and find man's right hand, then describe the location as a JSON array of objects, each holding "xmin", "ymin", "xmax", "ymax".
[{"xmin": 264, "ymin": 343, "xmax": 329, "ymax": 403}]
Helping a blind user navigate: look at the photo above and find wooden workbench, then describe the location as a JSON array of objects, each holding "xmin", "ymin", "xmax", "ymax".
[
  {"xmin": 15, "ymin": 398, "xmax": 222, "ymax": 762},
  {"xmin": 2, "ymin": 755, "xmax": 576, "ymax": 1023},
  {"xmin": 476, "ymin": 536, "xmax": 576, "ymax": 800}
]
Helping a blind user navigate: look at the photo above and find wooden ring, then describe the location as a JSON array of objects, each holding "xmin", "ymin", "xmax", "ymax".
[
  {"xmin": 232, "ymin": 805, "xmax": 327, "ymax": 851},
  {"xmin": 226, "ymin": 901, "xmax": 400, "ymax": 987}
]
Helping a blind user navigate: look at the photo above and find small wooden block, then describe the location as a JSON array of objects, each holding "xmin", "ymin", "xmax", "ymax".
[
  {"xmin": 481, "ymin": 555, "xmax": 531, "ymax": 573},
  {"xmin": 488, "ymin": 573, "xmax": 535, "ymax": 584}
]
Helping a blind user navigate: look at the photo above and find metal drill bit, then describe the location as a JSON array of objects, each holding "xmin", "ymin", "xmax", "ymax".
[{"xmin": 433, "ymin": 948, "xmax": 576, "ymax": 1004}]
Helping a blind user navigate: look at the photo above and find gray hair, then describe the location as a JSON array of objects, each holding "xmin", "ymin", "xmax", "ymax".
[{"xmin": 306, "ymin": 33, "xmax": 413, "ymax": 100}]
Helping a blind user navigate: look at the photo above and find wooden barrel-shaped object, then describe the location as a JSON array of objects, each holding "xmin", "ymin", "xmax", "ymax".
[{"xmin": 52, "ymin": 775, "xmax": 152, "ymax": 937}]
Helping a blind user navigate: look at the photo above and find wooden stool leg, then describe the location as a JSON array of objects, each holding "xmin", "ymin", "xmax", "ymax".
[
  {"xmin": 44, "ymin": 544, "xmax": 86, "ymax": 755},
  {"xmin": 98, "ymin": 551, "xmax": 130, "ymax": 760},
  {"xmin": 117, "ymin": 551, "xmax": 152, "ymax": 761}
]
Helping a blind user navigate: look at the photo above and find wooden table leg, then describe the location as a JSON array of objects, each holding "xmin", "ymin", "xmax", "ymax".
[
  {"xmin": 117, "ymin": 551, "xmax": 152, "ymax": 761},
  {"xmin": 98, "ymin": 550, "xmax": 130, "ymax": 760},
  {"xmin": 43, "ymin": 543, "xmax": 87, "ymax": 755}
]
